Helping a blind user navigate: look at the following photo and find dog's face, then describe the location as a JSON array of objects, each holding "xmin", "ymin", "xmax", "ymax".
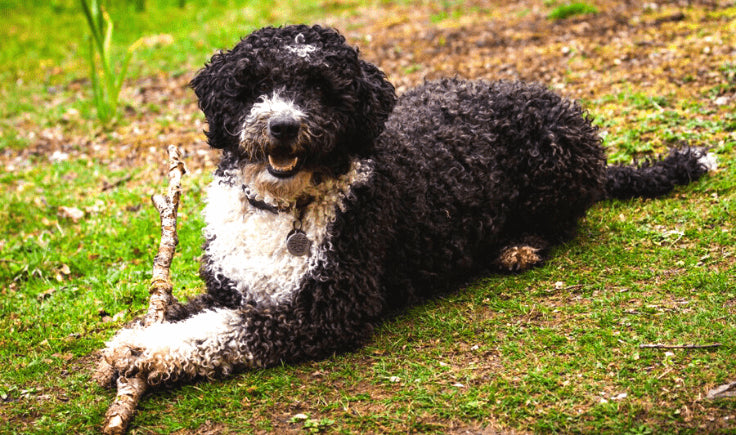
[{"xmin": 191, "ymin": 25, "xmax": 396, "ymax": 198}]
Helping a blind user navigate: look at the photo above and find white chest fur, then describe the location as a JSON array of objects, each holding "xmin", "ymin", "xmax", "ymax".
[{"xmin": 201, "ymin": 161, "xmax": 372, "ymax": 307}]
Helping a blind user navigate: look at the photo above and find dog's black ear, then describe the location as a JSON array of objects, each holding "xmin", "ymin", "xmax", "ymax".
[
  {"xmin": 190, "ymin": 50, "xmax": 244, "ymax": 150},
  {"xmin": 351, "ymin": 59, "xmax": 397, "ymax": 153}
]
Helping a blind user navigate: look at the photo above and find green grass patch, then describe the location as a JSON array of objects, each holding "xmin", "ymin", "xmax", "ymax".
[
  {"xmin": 591, "ymin": 89, "xmax": 736, "ymax": 163},
  {"xmin": 548, "ymin": 2, "xmax": 599, "ymax": 20},
  {"xmin": 0, "ymin": 0, "xmax": 361, "ymax": 133}
]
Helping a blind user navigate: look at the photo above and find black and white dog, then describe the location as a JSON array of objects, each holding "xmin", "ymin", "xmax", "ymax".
[{"xmin": 96, "ymin": 25, "xmax": 714, "ymax": 385}]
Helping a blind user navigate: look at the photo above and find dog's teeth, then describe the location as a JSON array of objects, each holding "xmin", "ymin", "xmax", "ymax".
[{"xmin": 268, "ymin": 155, "xmax": 299, "ymax": 171}]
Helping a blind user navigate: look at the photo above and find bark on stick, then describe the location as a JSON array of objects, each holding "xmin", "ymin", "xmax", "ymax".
[{"xmin": 102, "ymin": 145, "xmax": 186, "ymax": 435}]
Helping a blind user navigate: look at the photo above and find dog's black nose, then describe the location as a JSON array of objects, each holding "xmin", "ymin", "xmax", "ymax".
[{"xmin": 268, "ymin": 116, "xmax": 300, "ymax": 141}]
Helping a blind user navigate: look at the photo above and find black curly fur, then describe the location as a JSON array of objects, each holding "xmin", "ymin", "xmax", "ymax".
[
  {"xmin": 113, "ymin": 25, "xmax": 712, "ymax": 382},
  {"xmin": 604, "ymin": 148, "xmax": 710, "ymax": 199},
  {"xmin": 190, "ymin": 24, "xmax": 396, "ymax": 174},
  {"xmin": 187, "ymin": 25, "xmax": 711, "ymax": 363}
]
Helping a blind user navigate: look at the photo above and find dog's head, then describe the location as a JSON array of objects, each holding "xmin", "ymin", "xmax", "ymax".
[{"xmin": 191, "ymin": 25, "xmax": 396, "ymax": 199}]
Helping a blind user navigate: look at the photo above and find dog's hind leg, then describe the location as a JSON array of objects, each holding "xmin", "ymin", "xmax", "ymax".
[
  {"xmin": 496, "ymin": 245, "xmax": 542, "ymax": 272},
  {"xmin": 494, "ymin": 235, "xmax": 549, "ymax": 272}
]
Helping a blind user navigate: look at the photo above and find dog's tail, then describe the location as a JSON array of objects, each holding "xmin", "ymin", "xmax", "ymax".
[{"xmin": 603, "ymin": 147, "xmax": 717, "ymax": 200}]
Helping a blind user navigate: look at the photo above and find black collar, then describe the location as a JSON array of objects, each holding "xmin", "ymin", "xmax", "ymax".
[
  {"xmin": 243, "ymin": 186, "xmax": 314, "ymax": 215},
  {"xmin": 245, "ymin": 194, "xmax": 282, "ymax": 214}
]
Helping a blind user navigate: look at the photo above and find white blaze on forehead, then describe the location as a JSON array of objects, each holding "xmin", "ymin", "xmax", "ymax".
[
  {"xmin": 286, "ymin": 44, "xmax": 317, "ymax": 58},
  {"xmin": 285, "ymin": 32, "xmax": 318, "ymax": 58}
]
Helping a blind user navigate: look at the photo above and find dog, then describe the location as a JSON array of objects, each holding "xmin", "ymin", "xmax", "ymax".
[{"xmin": 96, "ymin": 24, "xmax": 714, "ymax": 386}]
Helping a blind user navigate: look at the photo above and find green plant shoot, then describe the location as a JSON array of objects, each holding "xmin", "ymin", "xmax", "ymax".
[
  {"xmin": 79, "ymin": 0, "xmax": 172, "ymax": 124},
  {"xmin": 80, "ymin": 0, "xmax": 133, "ymax": 124}
]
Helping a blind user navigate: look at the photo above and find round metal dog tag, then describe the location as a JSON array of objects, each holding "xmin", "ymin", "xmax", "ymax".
[{"xmin": 286, "ymin": 230, "xmax": 311, "ymax": 256}]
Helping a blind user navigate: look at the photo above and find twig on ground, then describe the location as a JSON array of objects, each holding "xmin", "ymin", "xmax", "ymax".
[
  {"xmin": 707, "ymin": 381, "xmax": 736, "ymax": 400},
  {"xmin": 101, "ymin": 145, "xmax": 186, "ymax": 435},
  {"xmin": 638, "ymin": 343, "xmax": 722, "ymax": 350},
  {"xmin": 102, "ymin": 174, "xmax": 134, "ymax": 191}
]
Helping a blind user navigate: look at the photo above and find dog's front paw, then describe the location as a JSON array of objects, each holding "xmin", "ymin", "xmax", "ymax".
[
  {"xmin": 95, "ymin": 326, "xmax": 181, "ymax": 386},
  {"xmin": 92, "ymin": 355, "xmax": 117, "ymax": 388},
  {"xmin": 94, "ymin": 308, "xmax": 243, "ymax": 387},
  {"xmin": 95, "ymin": 330, "xmax": 143, "ymax": 382},
  {"xmin": 92, "ymin": 341, "xmax": 147, "ymax": 387}
]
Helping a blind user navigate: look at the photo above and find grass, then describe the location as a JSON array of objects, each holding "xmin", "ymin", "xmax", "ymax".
[
  {"xmin": 547, "ymin": 2, "xmax": 599, "ymax": 20},
  {"xmin": 0, "ymin": 0, "xmax": 361, "ymax": 147},
  {"xmin": 2, "ymin": 0, "xmax": 736, "ymax": 433}
]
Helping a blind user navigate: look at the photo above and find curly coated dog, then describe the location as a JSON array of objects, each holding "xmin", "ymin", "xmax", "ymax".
[{"xmin": 97, "ymin": 25, "xmax": 714, "ymax": 386}]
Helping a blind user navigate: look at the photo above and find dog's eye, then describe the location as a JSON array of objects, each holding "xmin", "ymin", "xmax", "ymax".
[
  {"xmin": 306, "ymin": 75, "xmax": 328, "ymax": 92},
  {"xmin": 254, "ymin": 79, "xmax": 272, "ymax": 96},
  {"xmin": 307, "ymin": 81, "xmax": 323, "ymax": 94},
  {"xmin": 307, "ymin": 79, "xmax": 336, "ymax": 103}
]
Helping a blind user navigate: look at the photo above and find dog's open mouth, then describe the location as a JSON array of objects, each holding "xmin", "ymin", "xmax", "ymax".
[{"xmin": 267, "ymin": 154, "xmax": 302, "ymax": 178}]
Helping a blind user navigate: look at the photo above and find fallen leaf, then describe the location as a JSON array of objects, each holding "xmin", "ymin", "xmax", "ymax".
[
  {"xmin": 290, "ymin": 413, "xmax": 309, "ymax": 422},
  {"xmin": 37, "ymin": 288, "xmax": 56, "ymax": 301},
  {"xmin": 49, "ymin": 150, "xmax": 69, "ymax": 163},
  {"xmin": 58, "ymin": 206, "xmax": 84, "ymax": 222},
  {"xmin": 52, "ymin": 353, "xmax": 74, "ymax": 361}
]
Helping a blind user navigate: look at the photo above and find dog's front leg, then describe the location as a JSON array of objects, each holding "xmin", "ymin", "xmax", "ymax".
[
  {"xmin": 96, "ymin": 307, "xmax": 250, "ymax": 386},
  {"xmin": 96, "ymin": 270, "xmax": 381, "ymax": 386}
]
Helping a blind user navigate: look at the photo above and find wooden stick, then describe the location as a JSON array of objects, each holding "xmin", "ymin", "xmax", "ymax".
[
  {"xmin": 102, "ymin": 145, "xmax": 186, "ymax": 435},
  {"xmin": 638, "ymin": 343, "xmax": 722, "ymax": 350},
  {"xmin": 146, "ymin": 145, "xmax": 185, "ymax": 326},
  {"xmin": 100, "ymin": 376, "xmax": 147, "ymax": 435}
]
